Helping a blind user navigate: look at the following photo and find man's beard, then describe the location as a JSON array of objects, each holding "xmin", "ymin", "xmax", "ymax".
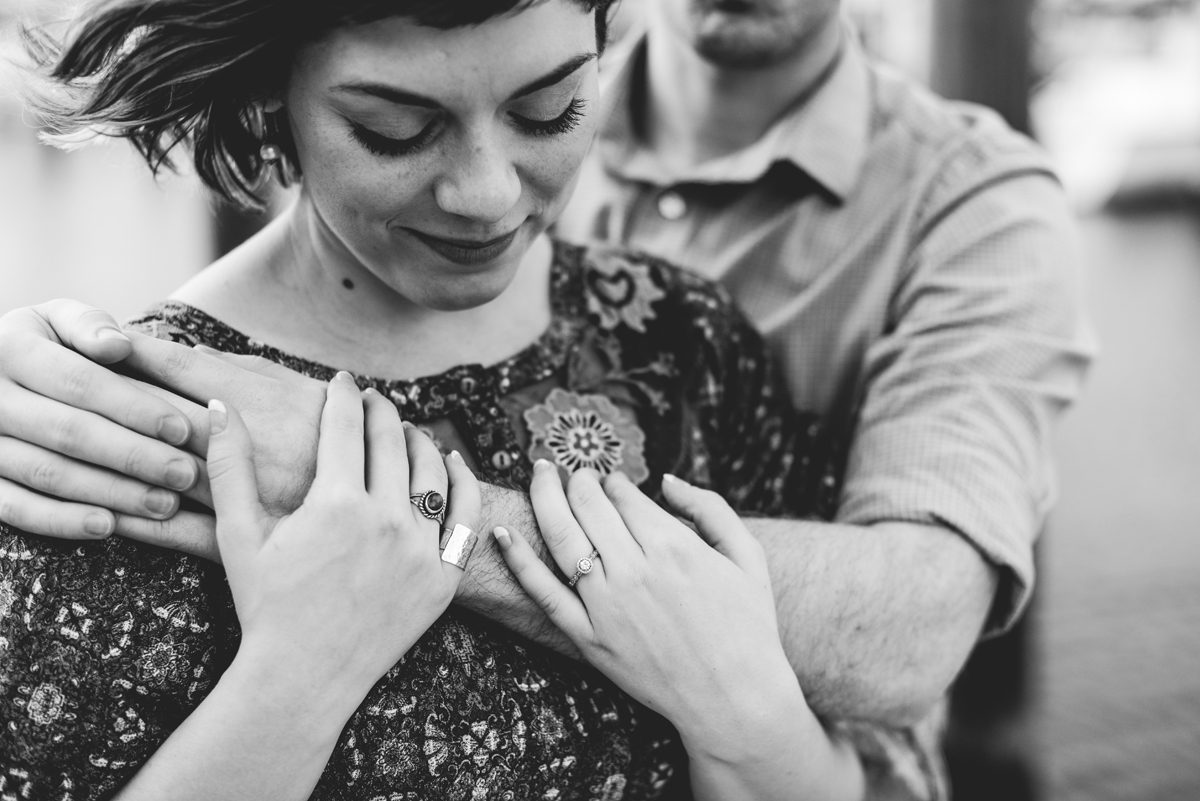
[{"xmin": 685, "ymin": 0, "xmax": 827, "ymax": 69}]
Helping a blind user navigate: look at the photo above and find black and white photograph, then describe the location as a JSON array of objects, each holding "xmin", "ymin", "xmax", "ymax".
[{"xmin": 0, "ymin": 0, "xmax": 1196, "ymax": 799}]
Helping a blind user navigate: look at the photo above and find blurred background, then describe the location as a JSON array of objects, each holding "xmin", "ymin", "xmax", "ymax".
[{"xmin": 2, "ymin": 1, "xmax": 1199, "ymax": 799}]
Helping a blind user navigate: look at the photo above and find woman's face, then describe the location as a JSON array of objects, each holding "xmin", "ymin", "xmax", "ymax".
[{"xmin": 284, "ymin": 1, "xmax": 600, "ymax": 311}]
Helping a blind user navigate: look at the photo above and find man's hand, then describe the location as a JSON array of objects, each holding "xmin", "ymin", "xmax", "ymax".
[
  {"xmin": 0, "ymin": 300, "xmax": 331, "ymax": 562},
  {"xmin": 0, "ymin": 301, "xmax": 201, "ymax": 539}
]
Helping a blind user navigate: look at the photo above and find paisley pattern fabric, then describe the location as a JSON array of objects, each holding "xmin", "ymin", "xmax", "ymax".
[{"xmin": 0, "ymin": 241, "xmax": 840, "ymax": 800}]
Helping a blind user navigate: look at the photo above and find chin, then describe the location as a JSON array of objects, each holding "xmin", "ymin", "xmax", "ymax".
[
  {"xmin": 692, "ymin": 24, "xmax": 804, "ymax": 67},
  {"xmin": 412, "ymin": 271, "xmax": 515, "ymax": 313}
]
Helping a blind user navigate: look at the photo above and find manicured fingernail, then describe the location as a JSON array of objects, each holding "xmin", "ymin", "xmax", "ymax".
[
  {"xmin": 157, "ymin": 415, "xmax": 189, "ymax": 446},
  {"xmin": 96, "ymin": 327, "xmax": 129, "ymax": 342},
  {"xmin": 335, "ymin": 371, "xmax": 355, "ymax": 383},
  {"xmin": 143, "ymin": 488, "xmax": 176, "ymax": 516},
  {"xmin": 85, "ymin": 513, "xmax": 113, "ymax": 537},
  {"xmin": 534, "ymin": 459, "xmax": 553, "ymax": 474},
  {"xmin": 363, "ymin": 387, "xmax": 380, "ymax": 397},
  {"xmin": 402, "ymin": 421, "xmax": 416, "ymax": 430},
  {"xmin": 663, "ymin": 473, "xmax": 689, "ymax": 487},
  {"xmin": 164, "ymin": 458, "xmax": 197, "ymax": 490},
  {"xmin": 449, "ymin": 450, "xmax": 463, "ymax": 463},
  {"xmin": 208, "ymin": 399, "xmax": 228, "ymax": 436},
  {"xmin": 494, "ymin": 526, "xmax": 512, "ymax": 549}
]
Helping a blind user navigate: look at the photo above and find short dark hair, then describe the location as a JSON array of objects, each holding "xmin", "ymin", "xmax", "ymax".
[{"xmin": 24, "ymin": 0, "xmax": 616, "ymax": 210}]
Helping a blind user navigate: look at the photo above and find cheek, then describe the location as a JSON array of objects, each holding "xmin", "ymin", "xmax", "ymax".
[
  {"xmin": 291, "ymin": 109, "xmax": 431, "ymax": 230},
  {"xmin": 518, "ymin": 117, "xmax": 598, "ymax": 209}
]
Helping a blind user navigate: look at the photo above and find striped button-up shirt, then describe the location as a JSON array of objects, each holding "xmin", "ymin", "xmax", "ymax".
[{"xmin": 557, "ymin": 29, "xmax": 1095, "ymax": 800}]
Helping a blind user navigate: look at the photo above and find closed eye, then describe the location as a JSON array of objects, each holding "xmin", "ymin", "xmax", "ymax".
[
  {"xmin": 510, "ymin": 98, "xmax": 587, "ymax": 137},
  {"xmin": 349, "ymin": 119, "xmax": 441, "ymax": 158}
]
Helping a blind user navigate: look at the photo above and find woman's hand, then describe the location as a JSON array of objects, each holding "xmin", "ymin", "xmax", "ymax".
[
  {"xmin": 496, "ymin": 464, "xmax": 864, "ymax": 801},
  {"xmin": 118, "ymin": 372, "xmax": 480, "ymax": 801},
  {"xmin": 207, "ymin": 371, "xmax": 477, "ymax": 695}
]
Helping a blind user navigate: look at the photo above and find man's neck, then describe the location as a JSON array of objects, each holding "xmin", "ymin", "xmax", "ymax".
[{"xmin": 641, "ymin": 16, "xmax": 843, "ymax": 173}]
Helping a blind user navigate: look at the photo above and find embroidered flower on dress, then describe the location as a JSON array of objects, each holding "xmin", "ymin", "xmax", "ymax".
[
  {"xmin": 596, "ymin": 773, "xmax": 628, "ymax": 801},
  {"xmin": 524, "ymin": 389, "xmax": 649, "ymax": 484},
  {"xmin": 23, "ymin": 682, "xmax": 68, "ymax": 725},
  {"xmin": 0, "ymin": 578, "xmax": 14, "ymax": 620},
  {"xmin": 585, "ymin": 251, "xmax": 667, "ymax": 333}
]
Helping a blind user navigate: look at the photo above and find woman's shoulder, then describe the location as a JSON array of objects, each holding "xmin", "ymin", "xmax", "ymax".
[{"xmin": 125, "ymin": 300, "xmax": 258, "ymax": 355}]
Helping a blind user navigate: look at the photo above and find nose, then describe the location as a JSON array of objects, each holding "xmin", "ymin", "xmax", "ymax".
[{"xmin": 433, "ymin": 131, "xmax": 522, "ymax": 225}]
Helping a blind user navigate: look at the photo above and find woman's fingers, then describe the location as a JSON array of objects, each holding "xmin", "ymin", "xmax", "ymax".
[
  {"xmin": 312, "ymin": 373, "xmax": 366, "ymax": 491},
  {"xmin": 494, "ymin": 525, "xmax": 593, "ymax": 643},
  {"xmin": 0, "ymin": 475, "xmax": 116, "ymax": 539},
  {"xmin": 438, "ymin": 451, "xmax": 482, "ymax": 584},
  {"xmin": 530, "ymin": 460, "xmax": 607, "ymax": 584},
  {"xmin": 564, "ymin": 469, "xmax": 643, "ymax": 565},
  {"xmin": 660, "ymin": 474, "xmax": 769, "ymax": 581},
  {"xmin": 206, "ymin": 400, "xmax": 268, "ymax": 561},
  {"xmin": 363, "ymin": 388, "xmax": 408, "ymax": 506},
  {"xmin": 404, "ymin": 423, "xmax": 448, "ymax": 536}
]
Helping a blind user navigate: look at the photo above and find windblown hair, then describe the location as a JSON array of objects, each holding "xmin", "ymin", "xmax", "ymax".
[{"xmin": 24, "ymin": 0, "xmax": 616, "ymax": 209}]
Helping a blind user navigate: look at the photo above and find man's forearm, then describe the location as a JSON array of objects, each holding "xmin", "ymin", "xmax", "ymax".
[
  {"xmin": 749, "ymin": 517, "xmax": 998, "ymax": 726},
  {"xmin": 453, "ymin": 483, "xmax": 581, "ymax": 659},
  {"xmin": 458, "ymin": 484, "xmax": 997, "ymax": 727}
]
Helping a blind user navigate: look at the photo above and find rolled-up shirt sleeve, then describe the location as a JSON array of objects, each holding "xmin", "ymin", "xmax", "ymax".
[{"xmin": 836, "ymin": 168, "xmax": 1096, "ymax": 635}]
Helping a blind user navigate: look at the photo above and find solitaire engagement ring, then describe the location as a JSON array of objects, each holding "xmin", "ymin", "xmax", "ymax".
[
  {"xmin": 410, "ymin": 490, "xmax": 446, "ymax": 524},
  {"xmin": 567, "ymin": 549, "xmax": 601, "ymax": 588}
]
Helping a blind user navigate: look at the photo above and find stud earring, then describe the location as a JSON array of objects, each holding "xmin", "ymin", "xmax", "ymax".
[{"xmin": 260, "ymin": 142, "xmax": 282, "ymax": 163}]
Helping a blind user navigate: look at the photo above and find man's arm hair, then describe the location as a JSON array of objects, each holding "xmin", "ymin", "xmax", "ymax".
[
  {"xmin": 456, "ymin": 482, "xmax": 994, "ymax": 726},
  {"xmin": 454, "ymin": 482, "xmax": 580, "ymax": 659}
]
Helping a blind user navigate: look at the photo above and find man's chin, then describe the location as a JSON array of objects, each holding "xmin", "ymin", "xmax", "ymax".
[{"xmin": 691, "ymin": 24, "xmax": 800, "ymax": 69}]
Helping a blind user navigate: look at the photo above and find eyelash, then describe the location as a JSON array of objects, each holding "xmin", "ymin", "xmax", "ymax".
[
  {"xmin": 350, "ymin": 120, "xmax": 439, "ymax": 158},
  {"xmin": 512, "ymin": 97, "xmax": 587, "ymax": 137},
  {"xmin": 349, "ymin": 97, "xmax": 587, "ymax": 158}
]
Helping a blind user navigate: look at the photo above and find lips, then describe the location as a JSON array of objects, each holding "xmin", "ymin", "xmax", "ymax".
[{"xmin": 406, "ymin": 227, "xmax": 521, "ymax": 266}]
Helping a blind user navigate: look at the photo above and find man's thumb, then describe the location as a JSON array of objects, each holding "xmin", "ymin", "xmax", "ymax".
[
  {"xmin": 206, "ymin": 399, "xmax": 265, "ymax": 555},
  {"xmin": 40, "ymin": 299, "xmax": 132, "ymax": 364}
]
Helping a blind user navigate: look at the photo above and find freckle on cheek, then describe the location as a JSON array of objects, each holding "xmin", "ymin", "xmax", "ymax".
[{"xmin": 343, "ymin": 278, "xmax": 355, "ymax": 290}]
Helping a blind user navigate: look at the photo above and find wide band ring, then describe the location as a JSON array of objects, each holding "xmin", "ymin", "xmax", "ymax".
[
  {"xmin": 567, "ymin": 549, "xmax": 601, "ymax": 588},
  {"xmin": 439, "ymin": 524, "xmax": 478, "ymax": 570},
  {"xmin": 410, "ymin": 490, "xmax": 446, "ymax": 524}
]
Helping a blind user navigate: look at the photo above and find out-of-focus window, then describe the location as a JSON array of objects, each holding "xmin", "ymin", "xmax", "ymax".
[{"xmin": 1033, "ymin": 0, "xmax": 1200, "ymax": 211}]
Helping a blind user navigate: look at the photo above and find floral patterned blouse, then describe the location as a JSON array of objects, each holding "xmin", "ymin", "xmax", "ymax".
[{"xmin": 0, "ymin": 242, "xmax": 841, "ymax": 801}]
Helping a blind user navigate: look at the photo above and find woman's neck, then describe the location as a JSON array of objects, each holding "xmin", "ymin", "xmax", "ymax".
[{"xmin": 171, "ymin": 196, "xmax": 554, "ymax": 380}]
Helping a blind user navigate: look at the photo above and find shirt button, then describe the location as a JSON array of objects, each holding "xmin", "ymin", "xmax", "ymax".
[
  {"xmin": 491, "ymin": 451, "xmax": 514, "ymax": 471},
  {"xmin": 657, "ymin": 191, "xmax": 687, "ymax": 221}
]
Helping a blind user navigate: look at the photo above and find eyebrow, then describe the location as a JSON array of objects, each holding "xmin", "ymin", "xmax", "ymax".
[{"xmin": 334, "ymin": 52, "xmax": 596, "ymax": 108}]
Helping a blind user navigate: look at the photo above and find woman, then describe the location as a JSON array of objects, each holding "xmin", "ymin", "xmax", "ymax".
[{"xmin": 0, "ymin": 0, "xmax": 864, "ymax": 798}]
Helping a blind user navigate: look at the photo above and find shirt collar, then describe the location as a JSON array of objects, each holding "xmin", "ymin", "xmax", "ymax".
[{"xmin": 595, "ymin": 24, "xmax": 872, "ymax": 200}]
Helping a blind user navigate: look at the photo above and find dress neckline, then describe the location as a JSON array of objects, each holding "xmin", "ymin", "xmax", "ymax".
[{"xmin": 138, "ymin": 240, "xmax": 589, "ymax": 418}]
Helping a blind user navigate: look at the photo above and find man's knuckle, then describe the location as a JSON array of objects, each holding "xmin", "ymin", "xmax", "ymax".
[
  {"xmin": 48, "ymin": 413, "xmax": 83, "ymax": 452},
  {"xmin": 59, "ymin": 361, "xmax": 100, "ymax": 403},
  {"xmin": 0, "ymin": 493, "xmax": 20, "ymax": 528},
  {"xmin": 26, "ymin": 458, "xmax": 64, "ymax": 493},
  {"xmin": 122, "ymin": 446, "xmax": 151, "ymax": 479}
]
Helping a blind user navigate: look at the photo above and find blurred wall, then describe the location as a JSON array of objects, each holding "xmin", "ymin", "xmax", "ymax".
[{"xmin": 0, "ymin": 3, "xmax": 214, "ymax": 321}]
